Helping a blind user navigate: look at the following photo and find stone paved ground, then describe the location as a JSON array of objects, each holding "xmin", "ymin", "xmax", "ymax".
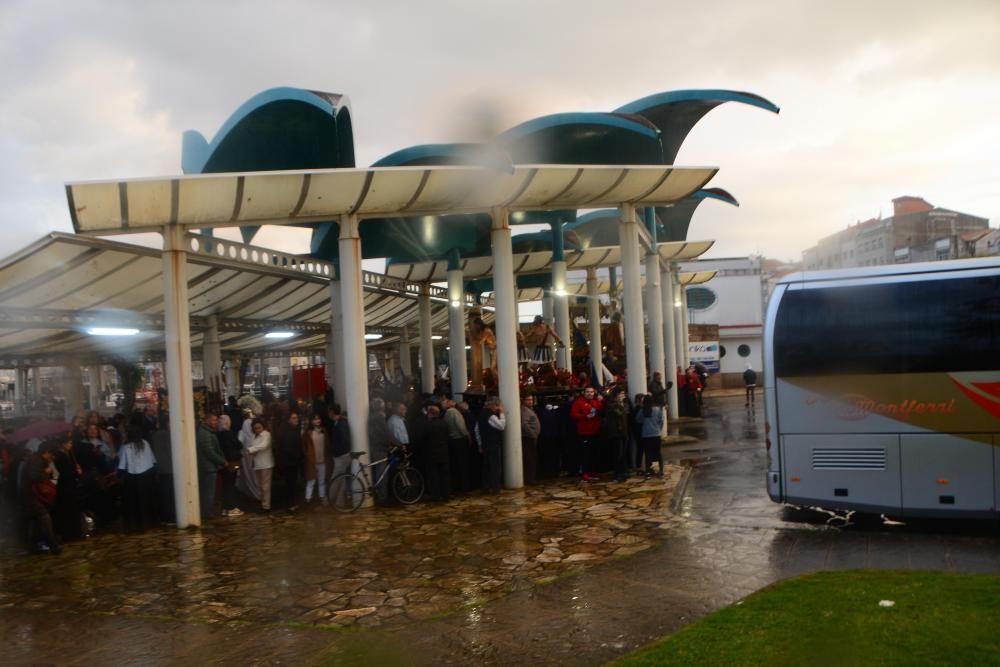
[
  {"xmin": 2, "ymin": 396, "xmax": 997, "ymax": 665},
  {"xmin": 0, "ymin": 467, "xmax": 683, "ymax": 635}
]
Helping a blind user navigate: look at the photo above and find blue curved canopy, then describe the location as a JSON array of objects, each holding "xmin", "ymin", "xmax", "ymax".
[
  {"xmin": 511, "ymin": 230, "xmax": 582, "ymax": 254},
  {"xmin": 496, "ymin": 111, "xmax": 662, "ymax": 166},
  {"xmin": 182, "ymin": 87, "xmax": 355, "ymax": 244},
  {"xmin": 356, "ymin": 143, "xmax": 501, "ymax": 264},
  {"xmin": 616, "ymin": 89, "xmax": 779, "ymax": 164},
  {"xmin": 658, "ymin": 187, "xmax": 739, "ymax": 242}
]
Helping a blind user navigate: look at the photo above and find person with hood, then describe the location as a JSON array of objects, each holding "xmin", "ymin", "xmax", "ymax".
[{"xmin": 636, "ymin": 394, "xmax": 665, "ymax": 477}]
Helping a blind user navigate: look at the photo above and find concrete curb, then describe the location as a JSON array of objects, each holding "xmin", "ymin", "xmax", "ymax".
[{"xmin": 670, "ymin": 464, "xmax": 695, "ymax": 514}]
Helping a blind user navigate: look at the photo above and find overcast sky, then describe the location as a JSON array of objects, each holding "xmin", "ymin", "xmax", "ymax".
[{"xmin": 2, "ymin": 0, "xmax": 997, "ymax": 262}]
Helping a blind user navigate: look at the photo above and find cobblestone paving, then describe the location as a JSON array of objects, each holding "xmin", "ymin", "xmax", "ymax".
[{"xmin": 0, "ymin": 469, "xmax": 683, "ymax": 632}]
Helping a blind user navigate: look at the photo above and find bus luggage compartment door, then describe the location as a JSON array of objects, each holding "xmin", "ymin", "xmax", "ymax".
[
  {"xmin": 782, "ymin": 434, "xmax": 901, "ymax": 513},
  {"xmin": 900, "ymin": 433, "xmax": 995, "ymax": 516}
]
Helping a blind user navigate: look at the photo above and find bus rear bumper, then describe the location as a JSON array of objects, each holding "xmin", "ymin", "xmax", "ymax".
[{"xmin": 767, "ymin": 471, "xmax": 782, "ymax": 503}]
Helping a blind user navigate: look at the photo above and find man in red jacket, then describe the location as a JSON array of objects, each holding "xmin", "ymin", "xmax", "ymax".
[{"xmin": 570, "ymin": 386, "xmax": 605, "ymax": 481}]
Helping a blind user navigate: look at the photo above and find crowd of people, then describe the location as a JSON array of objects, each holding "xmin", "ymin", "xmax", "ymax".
[{"xmin": 0, "ymin": 364, "xmax": 710, "ymax": 556}]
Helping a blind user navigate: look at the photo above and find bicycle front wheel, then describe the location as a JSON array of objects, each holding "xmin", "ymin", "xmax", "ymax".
[
  {"xmin": 330, "ymin": 472, "xmax": 367, "ymax": 512},
  {"xmin": 391, "ymin": 466, "xmax": 425, "ymax": 505}
]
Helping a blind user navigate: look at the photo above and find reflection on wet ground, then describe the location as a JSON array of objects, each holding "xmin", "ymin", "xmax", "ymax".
[
  {"xmin": 2, "ymin": 395, "xmax": 997, "ymax": 666},
  {"xmin": 0, "ymin": 467, "xmax": 681, "ymax": 629}
]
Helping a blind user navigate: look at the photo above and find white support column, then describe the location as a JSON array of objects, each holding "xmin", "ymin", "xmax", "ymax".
[
  {"xmin": 14, "ymin": 367, "xmax": 25, "ymax": 416},
  {"xmin": 552, "ymin": 260, "xmax": 571, "ymax": 370},
  {"xmin": 418, "ymin": 284, "xmax": 435, "ymax": 393},
  {"xmin": 63, "ymin": 361, "xmax": 83, "ymax": 422},
  {"xmin": 338, "ymin": 214, "xmax": 371, "ymax": 465},
  {"xmin": 672, "ymin": 266, "xmax": 686, "ymax": 372},
  {"xmin": 645, "ymin": 254, "xmax": 665, "ymax": 382},
  {"xmin": 398, "ymin": 328, "xmax": 413, "ymax": 378},
  {"xmin": 162, "ymin": 224, "xmax": 200, "ymax": 528},
  {"xmin": 30, "ymin": 367, "xmax": 40, "ymax": 401},
  {"xmin": 202, "ymin": 315, "xmax": 223, "ymax": 397},
  {"xmin": 661, "ymin": 266, "xmax": 679, "ymax": 420},
  {"xmin": 447, "ymin": 269, "xmax": 468, "ymax": 400},
  {"xmin": 87, "ymin": 365, "xmax": 101, "ymax": 412},
  {"xmin": 326, "ymin": 278, "xmax": 346, "ymax": 403},
  {"xmin": 490, "ymin": 208, "xmax": 523, "ymax": 489},
  {"xmin": 585, "ymin": 268, "xmax": 603, "ymax": 383},
  {"xmin": 618, "ymin": 204, "xmax": 648, "ymax": 400},
  {"xmin": 224, "ymin": 356, "xmax": 239, "ymax": 398},
  {"xmin": 680, "ymin": 282, "xmax": 691, "ymax": 367},
  {"xmin": 541, "ymin": 294, "xmax": 553, "ymax": 324}
]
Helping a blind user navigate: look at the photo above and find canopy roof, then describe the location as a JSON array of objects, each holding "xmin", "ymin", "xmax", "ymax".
[
  {"xmin": 0, "ymin": 233, "xmax": 483, "ymax": 365},
  {"xmin": 385, "ymin": 239, "xmax": 714, "ymax": 283},
  {"xmin": 66, "ymin": 164, "xmax": 716, "ymax": 237},
  {"xmin": 513, "ymin": 270, "xmax": 716, "ymax": 302}
]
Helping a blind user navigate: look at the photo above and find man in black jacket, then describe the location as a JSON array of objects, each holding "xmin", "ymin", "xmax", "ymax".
[{"xmin": 422, "ymin": 405, "xmax": 451, "ymax": 501}]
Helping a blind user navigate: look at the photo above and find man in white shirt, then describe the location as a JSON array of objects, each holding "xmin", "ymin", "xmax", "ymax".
[{"xmin": 387, "ymin": 403, "xmax": 409, "ymax": 448}]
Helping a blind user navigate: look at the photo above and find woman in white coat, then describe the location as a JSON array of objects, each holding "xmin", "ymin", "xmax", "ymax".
[{"xmin": 245, "ymin": 419, "xmax": 274, "ymax": 512}]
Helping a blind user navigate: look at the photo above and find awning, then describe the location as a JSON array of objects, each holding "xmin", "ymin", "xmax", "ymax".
[
  {"xmin": 514, "ymin": 270, "xmax": 716, "ymax": 301},
  {"xmin": 385, "ymin": 240, "xmax": 715, "ymax": 283},
  {"xmin": 0, "ymin": 233, "xmax": 484, "ymax": 365},
  {"xmin": 66, "ymin": 164, "xmax": 717, "ymax": 234}
]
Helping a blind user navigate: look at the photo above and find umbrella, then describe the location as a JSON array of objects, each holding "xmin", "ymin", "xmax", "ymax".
[{"xmin": 6, "ymin": 420, "xmax": 73, "ymax": 445}]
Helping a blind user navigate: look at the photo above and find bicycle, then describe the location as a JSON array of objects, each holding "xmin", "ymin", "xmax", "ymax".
[{"xmin": 330, "ymin": 445, "xmax": 425, "ymax": 512}]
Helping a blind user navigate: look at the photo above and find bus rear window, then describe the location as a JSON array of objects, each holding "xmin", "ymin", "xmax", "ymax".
[{"xmin": 773, "ymin": 275, "xmax": 1000, "ymax": 377}]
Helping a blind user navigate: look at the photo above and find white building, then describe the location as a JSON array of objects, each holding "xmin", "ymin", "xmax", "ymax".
[{"xmin": 679, "ymin": 256, "xmax": 764, "ymax": 387}]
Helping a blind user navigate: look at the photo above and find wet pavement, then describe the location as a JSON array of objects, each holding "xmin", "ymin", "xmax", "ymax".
[{"xmin": 2, "ymin": 395, "xmax": 997, "ymax": 665}]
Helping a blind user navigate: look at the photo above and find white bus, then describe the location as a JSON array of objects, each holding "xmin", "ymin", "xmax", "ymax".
[{"xmin": 763, "ymin": 257, "xmax": 1000, "ymax": 518}]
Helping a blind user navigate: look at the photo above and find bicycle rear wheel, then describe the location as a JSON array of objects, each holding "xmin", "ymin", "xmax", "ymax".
[
  {"xmin": 331, "ymin": 472, "xmax": 367, "ymax": 512},
  {"xmin": 391, "ymin": 466, "xmax": 425, "ymax": 504}
]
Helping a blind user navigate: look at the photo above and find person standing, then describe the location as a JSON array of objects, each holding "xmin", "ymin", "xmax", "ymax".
[
  {"xmin": 570, "ymin": 386, "xmax": 604, "ymax": 481},
  {"xmin": 23, "ymin": 443, "xmax": 59, "ymax": 554},
  {"xmin": 743, "ymin": 364, "xmax": 758, "ymax": 407},
  {"xmin": 217, "ymin": 415, "xmax": 243, "ymax": 517},
  {"xmin": 604, "ymin": 388, "xmax": 629, "ymax": 482},
  {"xmin": 520, "ymin": 395, "xmax": 541, "ymax": 485},
  {"xmin": 117, "ymin": 425, "xmax": 157, "ymax": 532},
  {"xmin": 150, "ymin": 423, "xmax": 174, "ymax": 523},
  {"xmin": 245, "ymin": 419, "xmax": 274, "ymax": 513},
  {"xmin": 367, "ymin": 399, "xmax": 395, "ymax": 506},
  {"xmin": 52, "ymin": 434, "xmax": 82, "ymax": 540},
  {"xmin": 422, "ymin": 405, "xmax": 451, "ymax": 501},
  {"xmin": 279, "ymin": 412, "xmax": 304, "ymax": 511},
  {"xmin": 649, "ymin": 372, "xmax": 667, "ymax": 408},
  {"xmin": 387, "ymin": 403, "xmax": 410, "ymax": 451},
  {"xmin": 636, "ymin": 394, "xmax": 665, "ymax": 477},
  {"xmin": 327, "ymin": 405, "xmax": 352, "ymax": 508},
  {"xmin": 443, "ymin": 399, "xmax": 471, "ymax": 494},
  {"xmin": 476, "ymin": 399, "xmax": 505, "ymax": 494},
  {"xmin": 195, "ymin": 414, "xmax": 226, "ymax": 521},
  {"xmin": 302, "ymin": 413, "xmax": 329, "ymax": 506}
]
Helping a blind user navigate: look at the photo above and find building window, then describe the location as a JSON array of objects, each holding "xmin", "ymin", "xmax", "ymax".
[
  {"xmin": 686, "ymin": 286, "xmax": 718, "ymax": 311},
  {"xmin": 737, "ymin": 344, "xmax": 751, "ymax": 357},
  {"xmin": 719, "ymin": 345, "xmax": 727, "ymax": 358}
]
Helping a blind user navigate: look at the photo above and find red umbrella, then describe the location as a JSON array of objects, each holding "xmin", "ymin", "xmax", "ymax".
[{"xmin": 6, "ymin": 420, "xmax": 73, "ymax": 445}]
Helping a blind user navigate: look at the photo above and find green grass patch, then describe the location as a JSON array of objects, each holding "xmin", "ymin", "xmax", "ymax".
[{"xmin": 613, "ymin": 570, "xmax": 1000, "ymax": 667}]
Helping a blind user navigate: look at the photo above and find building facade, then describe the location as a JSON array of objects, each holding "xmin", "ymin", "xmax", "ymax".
[
  {"xmin": 680, "ymin": 256, "xmax": 764, "ymax": 388},
  {"xmin": 803, "ymin": 196, "xmax": 990, "ymax": 270}
]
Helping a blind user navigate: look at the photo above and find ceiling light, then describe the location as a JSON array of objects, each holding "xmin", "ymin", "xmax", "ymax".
[
  {"xmin": 432, "ymin": 335, "xmax": 443, "ymax": 340},
  {"xmin": 364, "ymin": 333, "xmax": 383, "ymax": 341},
  {"xmin": 265, "ymin": 331, "xmax": 295, "ymax": 339},
  {"xmin": 87, "ymin": 327, "xmax": 139, "ymax": 336}
]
